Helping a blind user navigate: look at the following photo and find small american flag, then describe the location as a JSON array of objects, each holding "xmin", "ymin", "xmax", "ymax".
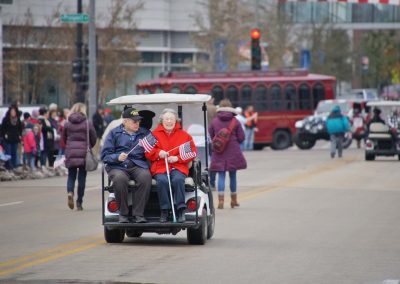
[
  {"xmin": 179, "ymin": 141, "xmax": 197, "ymax": 161},
  {"xmin": 139, "ymin": 133, "xmax": 158, "ymax": 153}
]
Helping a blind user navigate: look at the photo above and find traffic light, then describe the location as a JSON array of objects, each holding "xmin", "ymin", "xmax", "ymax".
[
  {"xmin": 80, "ymin": 45, "xmax": 89, "ymax": 91},
  {"xmin": 72, "ymin": 59, "xmax": 82, "ymax": 82},
  {"xmin": 251, "ymin": 28, "xmax": 261, "ymax": 70}
]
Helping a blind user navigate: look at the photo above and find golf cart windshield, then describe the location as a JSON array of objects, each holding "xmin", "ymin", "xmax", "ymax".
[
  {"xmin": 107, "ymin": 93, "xmax": 211, "ymax": 166},
  {"xmin": 367, "ymin": 101, "xmax": 400, "ymax": 129}
]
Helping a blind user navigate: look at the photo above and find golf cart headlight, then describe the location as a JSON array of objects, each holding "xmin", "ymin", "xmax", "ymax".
[
  {"xmin": 305, "ymin": 124, "xmax": 311, "ymax": 131},
  {"xmin": 317, "ymin": 124, "xmax": 324, "ymax": 130}
]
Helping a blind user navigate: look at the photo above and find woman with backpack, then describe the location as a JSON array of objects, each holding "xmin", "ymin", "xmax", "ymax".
[{"xmin": 209, "ymin": 99, "xmax": 247, "ymax": 209}]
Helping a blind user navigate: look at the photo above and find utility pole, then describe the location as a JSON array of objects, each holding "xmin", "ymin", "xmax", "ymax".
[
  {"xmin": 75, "ymin": 0, "xmax": 84, "ymax": 103},
  {"xmin": 88, "ymin": 0, "xmax": 97, "ymax": 118}
]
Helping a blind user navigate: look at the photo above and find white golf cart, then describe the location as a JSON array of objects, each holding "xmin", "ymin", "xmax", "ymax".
[
  {"xmin": 101, "ymin": 93, "xmax": 215, "ymax": 245},
  {"xmin": 365, "ymin": 100, "xmax": 400, "ymax": 161}
]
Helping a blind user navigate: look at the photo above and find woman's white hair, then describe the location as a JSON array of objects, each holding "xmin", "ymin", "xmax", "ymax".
[{"xmin": 158, "ymin": 108, "xmax": 181, "ymax": 123}]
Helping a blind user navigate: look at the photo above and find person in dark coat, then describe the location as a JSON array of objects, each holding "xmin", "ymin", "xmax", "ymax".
[
  {"xmin": 101, "ymin": 107, "xmax": 152, "ymax": 223},
  {"xmin": 209, "ymin": 99, "xmax": 247, "ymax": 209},
  {"xmin": 0, "ymin": 104, "xmax": 23, "ymax": 169},
  {"xmin": 92, "ymin": 106, "xmax": 106, "ymax": 158},
  {"xmin": 62, "ymin": 103, "xmax": 97, "ymax": 211}
]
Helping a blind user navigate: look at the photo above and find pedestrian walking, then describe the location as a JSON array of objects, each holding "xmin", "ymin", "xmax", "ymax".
[
  {"xmin": 209, "ymin": 99, "xmax": 247, "ymax": 209},
  {"xmin": 243, "ymin": 105, "xmax": 258, "ymax": 151},
  {"xmin": 62, "ymin": 103, "xmax": 97, "ymax": 211},
  {"xmin": 326, "ymin": 105, "xmax": 350, "ymax": 158},
  {"xmin": 0, "ymin": 104, "xmax": 23, "ymax": 169},
  {"xmin": 92, "ymin": 105, "xmax": 106, "ymax": 158}
]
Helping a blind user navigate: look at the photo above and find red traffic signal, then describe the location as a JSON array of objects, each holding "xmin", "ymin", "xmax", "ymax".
[{"xmin": 250, "ymin": 29, "xmax": 261, "ymax": 40}]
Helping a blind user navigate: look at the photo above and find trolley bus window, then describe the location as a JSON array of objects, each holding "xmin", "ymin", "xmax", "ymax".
[
  {"xmin": 211, "ymin": 85, "xmax": 224, "ymax": 105},
  {"xmin": 227, "ymin": 85, "xmax": 239, "ymax": 106},
  {"xmin": 299, "ymin": 84, "xmax": 312, "ymax": 110},
  {"xmin": 184, "ymin": 86, "xmax": 197, "ymax": 94},
  {"xmin": 312, "ymin": 83, "xmax": 325, "ymax": 109},
  {"xmin": 241, "ymin": 85, "xmax": 252, "ymax": 107},
  {"xmin": 155, "ymin": 87, "xmax": 163, "ymax": 93},
  {"xmin": 270, "ymin": 84, "xmax": 282, "ymax": 111},
  {"xmin": 284, "ymin": 84, "xmax": 297, "ymax": 110},
  {"xmin": 170, "ymin": 85, "xmax": 181, "ymax": 94},
  {"xmin": 255, "ymin": 84, "xmax": 268, "ymax": 111}
]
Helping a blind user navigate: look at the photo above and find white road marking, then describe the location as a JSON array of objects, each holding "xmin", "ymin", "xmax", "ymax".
[{"xmin": 0, "ymin": 201, "xmax": 24, "ymax": 207}]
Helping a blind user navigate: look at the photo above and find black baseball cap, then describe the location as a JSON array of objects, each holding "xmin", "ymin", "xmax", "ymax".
[{"xmin": 122, "ymin": 107, "xmax": 143, "ymax": 121}]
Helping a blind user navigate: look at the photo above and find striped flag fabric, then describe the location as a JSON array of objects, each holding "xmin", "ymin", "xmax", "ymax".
[
  {"xmin": 139, "ymin": 133, "xmax": 158, "ymax": 153},
  {"xmin": 179, "ymin": 141, "xmax": 197, "ymax": 161}
]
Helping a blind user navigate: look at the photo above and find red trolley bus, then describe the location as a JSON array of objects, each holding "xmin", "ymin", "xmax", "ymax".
[{"xmin": 136, "ymin": 69, "xmax": 336, "ymax": 150}]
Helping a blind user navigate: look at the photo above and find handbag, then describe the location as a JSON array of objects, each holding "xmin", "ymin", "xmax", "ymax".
[{"xmin": 85, "ymin": 120, "xmax": 98, "ymax": 171}]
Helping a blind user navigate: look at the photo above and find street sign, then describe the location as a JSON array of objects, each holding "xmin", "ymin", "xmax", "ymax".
[{"xmin": 60, "ymin": 13, "xmax": 89, "ymax": 23}]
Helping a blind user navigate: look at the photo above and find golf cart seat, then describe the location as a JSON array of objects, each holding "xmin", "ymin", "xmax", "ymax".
[
  {"xmin": 105, "ymin": 160, "xmax": 199, "ymax": 192},
  {"xmin": 368, "ymin": 122, "xmax": 392, "ymax": 139}
]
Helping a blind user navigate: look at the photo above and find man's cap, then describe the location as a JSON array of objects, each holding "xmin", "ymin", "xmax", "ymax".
[{"xmin": 122, "ymin": 107, "xmax": 143, "ymax": 121}]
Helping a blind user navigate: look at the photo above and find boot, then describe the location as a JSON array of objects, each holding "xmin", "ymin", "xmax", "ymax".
[
  {"xmin": 230, "ymin": 193, "xmax": 240, "ymax": 208},
  {"xmin": 218, "ymin": 195, "xmax": 224, "ymax": 209},
  {"xmin": 160, "ymin": 209, "xmax": 168, "ymax": 223}
]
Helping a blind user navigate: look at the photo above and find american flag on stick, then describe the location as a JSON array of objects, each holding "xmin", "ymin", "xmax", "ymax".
[
  {"xmin": 139, "ymin": 133, "xmax": 158, "ymax": 153},
  {"xmin": 179, "ymin": 141, "xmax": 197, "ymax": 161}
]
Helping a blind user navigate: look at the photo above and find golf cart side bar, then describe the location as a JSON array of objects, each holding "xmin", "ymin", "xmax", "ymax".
[
  {"xmin": 101, "ymin": 166, "xmax": 105, "ymax": 225},
  {"xmin": 203, "ymin": 102, "xmax": 209, "ymax": 169}
]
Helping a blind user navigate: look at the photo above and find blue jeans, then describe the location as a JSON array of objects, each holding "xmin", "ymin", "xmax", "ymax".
[
  {"xmin": 4, "ymin": 142, "xmax": 20, "ymax": 169},
  {"xmin": 244, "ymin": 128, "xmax": 255, "ymax": 150},
  {"xmin": 155, "ymin": 170, "xmax": 186, "ymax": 210},
  {"xmin": 217, "ymin": 171, "xmax": 237, "ymax": 194},
  {"xmin": 67, "ymin": 166, "xmax": 87, "ymax": 204}
]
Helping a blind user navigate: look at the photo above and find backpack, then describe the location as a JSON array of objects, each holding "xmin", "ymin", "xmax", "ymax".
[{"xmin": 212, "ymin": 119, "xmax": 236, "ymax": 154}]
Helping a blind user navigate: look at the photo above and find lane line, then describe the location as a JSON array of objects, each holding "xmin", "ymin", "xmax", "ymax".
[
  {"xmin": 0, "ymin": 235, "xmax": 103, "ymax": 271},
  {"xmin": 0, "ymin": 239, "xmax": 104, "ymax": 277},
  {"xmin": 0, "ymin": 201, "xmax": 24, "ymax": 207}
]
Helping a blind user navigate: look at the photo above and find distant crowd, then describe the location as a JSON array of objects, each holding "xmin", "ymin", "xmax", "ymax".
[{"xmin": 0, "ymin": 102, "xmax": 114, "ymax": 180}]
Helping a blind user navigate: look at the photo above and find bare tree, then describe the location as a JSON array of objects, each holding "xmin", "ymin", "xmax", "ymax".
[{"xmin": 191, "ymin": 0, "xmax": 253, "ymax": 71}]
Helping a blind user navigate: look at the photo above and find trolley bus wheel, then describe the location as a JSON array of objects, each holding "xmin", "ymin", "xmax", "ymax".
[{"xmin": 271, "ymin": 130, "xmax": 291, "ymax": 150}]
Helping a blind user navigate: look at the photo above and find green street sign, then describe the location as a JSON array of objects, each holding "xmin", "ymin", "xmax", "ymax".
[{"xmin": 60, "ymin": 13, "xmax": 89, "ymax": 23}]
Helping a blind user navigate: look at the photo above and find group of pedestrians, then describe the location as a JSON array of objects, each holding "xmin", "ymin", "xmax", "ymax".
[{"xmin": 0, "ymin": 103, "xmax": 70, "ymax": 176}]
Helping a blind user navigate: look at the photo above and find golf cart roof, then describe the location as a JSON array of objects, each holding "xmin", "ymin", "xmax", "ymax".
[
  {"xmin": 107, "ymin": 93, "xmax": 211, "ymax": 106},
  {"xmin": 367, "ymin": 101, "xmax": 400, "ymax": 107}
]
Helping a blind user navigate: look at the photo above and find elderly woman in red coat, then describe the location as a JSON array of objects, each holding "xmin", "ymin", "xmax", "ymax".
[
  {"xmin": 209, "ymin": 99, "xmax": 247, "ymax": 209},
  {"xmin": 146, "ymin": 108, "xmax": 197, "ymax": 223}
]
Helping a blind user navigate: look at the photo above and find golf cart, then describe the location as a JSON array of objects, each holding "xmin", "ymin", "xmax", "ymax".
[
  {"xmin": 365, "ymin": 100, "xmax": 400, "ymax": 161},
  {"xmin": 102, "ymin": 93, "xmax": 215, "ymax": 245}
]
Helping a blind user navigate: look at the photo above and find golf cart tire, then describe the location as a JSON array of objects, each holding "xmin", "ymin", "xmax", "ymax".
[
  {"xmin": 294, "ymin": 134, "xmax": 316, "ymax": 150},
  {"xmin": 126, "ymin": 230, "xmax": 143, "ymax": 238},
  {"xmin": 365, "ymin": 153, "xmax": 375, "ymax": 161},
  {"xmin": 187, "ymin": 208, "xmax": 208, "ymax": 245},
  {"xmin": 104, "ymin": 227, "xmax": 125, "ymax": 243},
  {"xmin": 271, "ymin": 130, "xmax": 291, "ymax": 150},
  {"xmin": 398, "ymin": 154, "xmax": 400, "ymax": 161}
]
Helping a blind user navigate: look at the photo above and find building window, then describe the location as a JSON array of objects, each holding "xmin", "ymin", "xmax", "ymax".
[
  {"xmin": 141, "ymin": 52, "xmax": 162, "ymax": 63},
  {"xmin": 171, "ymin": 53, "xmax": 193, "ymax": 64}
]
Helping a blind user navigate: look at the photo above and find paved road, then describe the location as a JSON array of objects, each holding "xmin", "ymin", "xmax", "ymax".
[{"xmin": 1, "ymin": 143, "xmax": 400, "ymax": 284}]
